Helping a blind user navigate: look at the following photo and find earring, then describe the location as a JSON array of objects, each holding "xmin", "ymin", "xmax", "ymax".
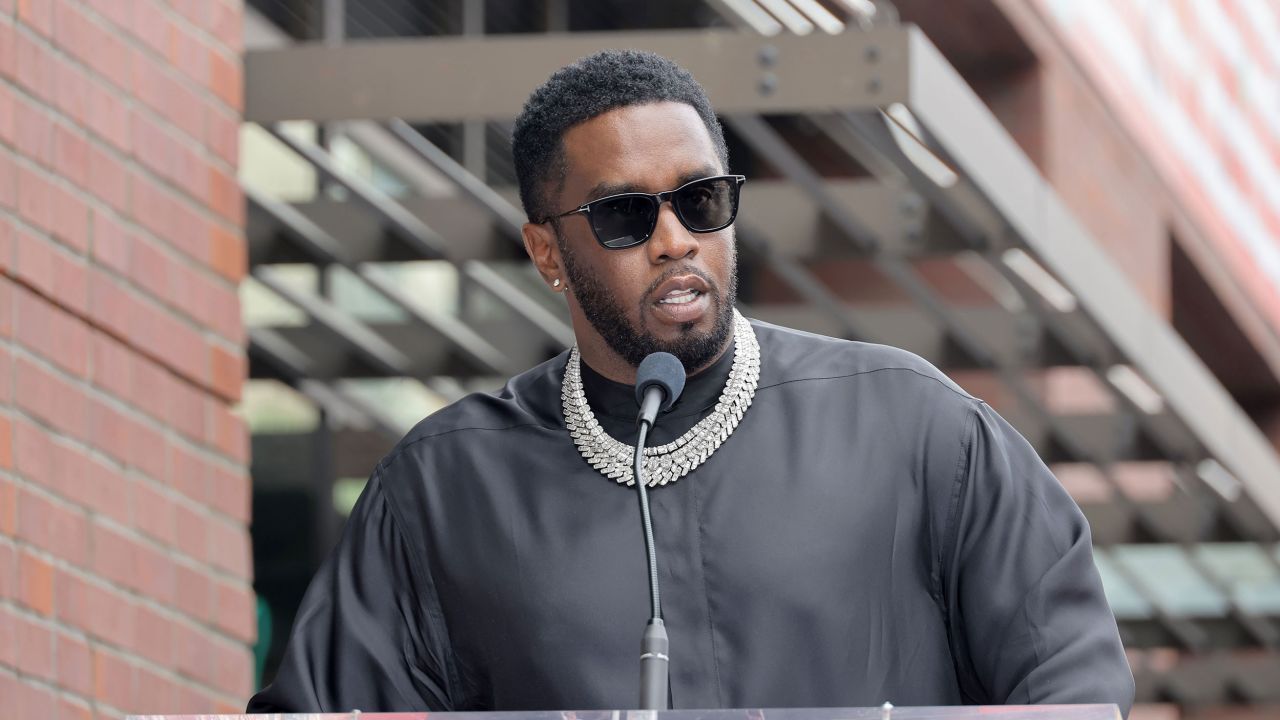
[{"xmin": 552, "ymin": 278, "xmax": 561, "ymax": 288}]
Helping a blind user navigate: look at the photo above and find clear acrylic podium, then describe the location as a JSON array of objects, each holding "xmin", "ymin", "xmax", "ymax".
[{"xmin": 128, "ymin": 705, "xmax": 1122, "ymax": 720}]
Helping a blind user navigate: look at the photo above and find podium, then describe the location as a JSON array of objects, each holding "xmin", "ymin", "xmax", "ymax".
[{"xmin": 128, "ymin": 706, "xmax": 1122, "ymax": 720}]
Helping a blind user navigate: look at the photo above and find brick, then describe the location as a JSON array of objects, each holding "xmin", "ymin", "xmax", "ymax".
[
  {"xmin": 0, "ymin": 22, "xmax": 13, "ymax": 82},
  {"xmin": 52, "ymin": 122, "xmax": 89, "ymax": 188},
  {"xmin": 53, "ymin": 53, "xmax": 90, "ymax": 125},
  {"xmin": 207, "ymin": 514, "xmax": 250, "ymax": 579},
  {"xmin": 90, "ymin": 330, "xmax": 132, "ymax": 399},
  {"xmin": 17, "ymin": 0, "xmax": 53, "ymax": 38},
  {"xmin": 134, "ymin": 665, "xmax": 179, "ymax": 716},
  {"xmin": 173, "ymin": 560, "xmax": 212, "ymax": 624},
  {"xmin": 131, "ymin": 0, "xmax": 169, "ymax": 57},
  {"xmin": 90, "ymin": 521, "xmax": 135, "ymax": 588},
  {"xmin": 68, "ymin": 3, "xmax": 130, "ymax": 92},
  {"xmin": 51, "ymin": 182, "xmax": 91, "ymax": 255},
  {"xmin": 15, "ymin": 355, "xmax": 91, "ymax": 442},
  {"xmin": 169, "ymin": 21, "xmax": 209, "ymax": 85},
  {"xmin": 89, "ymin": 210, "xmax": 131, "ymax": 275},
  {"xmin": 14, "ymin": 21, "xmax": 55, "ymax": 104},
  {"xmin": 172, "ymin": 617, "xmax": 214, "ymax": 685},
  {"xmin": 209, "ymin": 0, "xmax": 242, "ymax": 54},
  {"xmin": 56, "ymin": 631, "xmax": 93, "ymax": 697},
  {"xmin": 56, "ymin": 570, "xmax": 136, "ymax": 648},
  {"xmin": 82, "ymin": 453, "xmax": 131, "ymax": 525},
  {"xmin": 88, "ymin": 267, "xmax": 136, "ymax": 341},
  {"xmin": 88, "ymin": 395, "xmax": 133, "ymax": 466},
  {"xmin": 10, "ymin": 675, "xmax": 60, "ymax": 720},
  {"xmin": 209, "ymin": 462, "xmax": 250, "ymax": 524},
  {"xmin": 17, "ymin": 549, "xmax": 54, "ymax": 616},
  {"xmin": 15, "ymin": 285, "xmax": 91, "ymax": 377},
  {"xmin": 0, "ymin": 538, "xmax": 14, "ymax": 600},
  {"xmin": 172, "ymin": 499, "xmax": 207, "ymax": 563},
  {"xmin": 129, "ymin": 354, "xmax": 171, "ymax": 423},
  {"xmin": 14, "ymin": 94, "xmax": 52, "ymax": 166},
  {"xmin": 85, "ymin": 82, "xmax": 131, "ymax": 153},
  {"xmin": 16, "ymin": 162, "xmax": 53, "ymax": 232},
  {"xmin": 214, "ymin": 638, "xmax": 253, "ymax": 697},
  {"xmin": 170, "ymin": 0, "xmax": 213, "ymax": 29},
  {"xmin": 133, "ymin": 480, "xmax": 173, "ymax": 544},
  {"xmin": 133, "ymin": 604, "xmax": 172, "ymax": 666},
  {"xmin": 214, "ymin": 578, "xmax": 256, "ymax": 644},
  {"xmin": 13, "ymin": 415, "xmax": 52, "ymax": 484},
  {"xmin": 14, "ymin": 609, "xmax": 55, "ymax": 681},
  {"xmin": 130, "ymin": 416, "xmax": 166, "ymax": 484},
  {"xmin": 14, "ymin": 227, "xmax": 88, "ymax": 307},
  {"xmin": 57, "ymin": 697, "xmax": 91, "ymax": 720},
  {"xmin": 18, "ymin": 487, "xmax": 90, "ymax": 566},
  {"xmin": 0, "ymin": 476, "xmax": 15, "ymax": 536},
  {"xmin": 87, "ymin": 142, "xmax": 129, "ymax": 213},
  {"xmin": 204, "ymin": 101, "xmax": 238, "ymax": 168},
  {"xmin": 0, "ymin": 275, "xmax": 11, "ymax": 336},
  {"xmin": 209, "ymin": 341, "xmax": 243, "ymax": 402},
  {"xmin": 133, "ymin": 533, "xmax": 174, "ymax": 603},
  {"xmin": 128, "ymin": 231, "xmax": 173, "ymax": 305},
  {"xmin": 167, "ymin": 440, "xmax": 208, "ymax": 503},
  {"xmin": 168, "ymin": 376, "xmax": 206, "ymax": 442},
  {"xmin": 208, "ymin": 401, "xmax": 247, "ymax": 464},
  {"xmin": 131, "ymin": 296, "xmax": 206, "ymax": 385},
  {"xmin": 92, "ymin": 647, "xmax": 135, "ymax": 711},
  {"xmin": 0, "ymin": 602, "xmax": 14, "ymax": 668},
  {"xmin": 131, "ymin": 108, "xmax": 174, "ymax": 181},
  {"xmin": 208, "ymin": 48, "xmax": 241, "ymax": 111},
  {"xmin": 207, "ymin": 164, "xmax": 242, "ymax": 225},
  {"xmin": 82, "ymin": 0, "xmax": 132, "ymax": 30},
  {"xmin": 0, "ymin": 414, "xmax": 10, "ymax": 470},
  {"xmin": 208, "ymin": 223, "xmax": 245, "ymax": 282},
  {"xmin": 0, "ymin": 84, "xmax": 12, "ymax": 146},
  {"xmin": 0, "ymin": 151, "xmax": 12, "ymax": 214},
  {"xmin": 167, "ymin": 194, "xmax": 208, "ymax": 262},
  {"xmin": 170, "ymin": 134, "xmax": 208, "ymax": 202}
]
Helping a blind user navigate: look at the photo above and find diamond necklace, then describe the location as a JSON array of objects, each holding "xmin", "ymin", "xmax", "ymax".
[{"xmin": 561, "ymin": 309, "xmax": 761, "ymax": 488}]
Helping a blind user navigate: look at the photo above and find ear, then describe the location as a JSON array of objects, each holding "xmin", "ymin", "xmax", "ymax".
[{"xmin": 522, "ymin": 221, "xmax": 565, "ymax": 292}]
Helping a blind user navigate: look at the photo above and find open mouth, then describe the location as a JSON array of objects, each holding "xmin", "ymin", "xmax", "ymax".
[{"xmin": 657, "ymin": 288, "xmax": 702, "ymax": 306}]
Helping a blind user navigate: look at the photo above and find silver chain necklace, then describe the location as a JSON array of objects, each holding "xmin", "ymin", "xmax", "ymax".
[{"xmin": 562, "ymin": 310, "xmax": 760, "ymax": 488}]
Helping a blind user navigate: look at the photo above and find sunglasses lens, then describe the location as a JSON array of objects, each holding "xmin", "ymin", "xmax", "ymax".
[
  {"xmin": 675, "ymin": 177, "xmax": 738, "ymax": 232},
  {"xmin": 592, "ymin": 196, "xmax": 658, "ymax": 248}
]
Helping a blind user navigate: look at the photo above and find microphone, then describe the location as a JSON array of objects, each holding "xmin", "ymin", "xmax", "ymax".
[{"xmin": 632, "ymin": 352, "xmax": 685, "ymax": 710}]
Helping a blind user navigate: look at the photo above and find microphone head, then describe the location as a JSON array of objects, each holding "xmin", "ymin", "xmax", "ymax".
[{"xmin": 635, "ymin": 352, "xmax": 686, "ymax": 412}]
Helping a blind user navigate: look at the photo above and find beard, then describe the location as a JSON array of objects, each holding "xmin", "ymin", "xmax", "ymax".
[{"xmin": 558, "ymin": 237, "xmax": 738, "ymax": 372}]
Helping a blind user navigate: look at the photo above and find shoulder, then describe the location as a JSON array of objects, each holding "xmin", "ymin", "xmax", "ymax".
[
  {"xmin": 750, "ymin": 318, "xmax": 978, "ymax": 409},
  {"xmin": 377, "ymin": 351, "xmax": 568, "ymax": 474}
]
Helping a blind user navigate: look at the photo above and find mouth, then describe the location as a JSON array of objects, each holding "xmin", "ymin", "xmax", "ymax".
[{"xmin": 649, "ymin": 274, "xmax": 713, "ymax": 325}]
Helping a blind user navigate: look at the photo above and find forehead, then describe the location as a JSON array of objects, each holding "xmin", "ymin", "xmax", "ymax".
[{"xmin": 559, "ymin": 101, "xmax": 721, "ymax": 196}]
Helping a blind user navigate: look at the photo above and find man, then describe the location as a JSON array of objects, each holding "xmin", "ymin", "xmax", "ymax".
[{"xmin": 249, "ymin": 50, "xmax": 1134, "ymax": 715}]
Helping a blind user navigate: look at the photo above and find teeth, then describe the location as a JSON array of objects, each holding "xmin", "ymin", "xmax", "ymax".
[{"xmin": 659, "ymin": 289, "xmax": 699, "ymax": 305}]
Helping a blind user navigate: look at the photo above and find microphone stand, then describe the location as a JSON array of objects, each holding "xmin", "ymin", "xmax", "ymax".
[{"xmin": 634, "ymin": 419, "xmax": 669, "ymax": 709}]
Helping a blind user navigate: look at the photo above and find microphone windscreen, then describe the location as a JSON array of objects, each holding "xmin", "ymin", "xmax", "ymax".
[{"xmin": 635, "ymin": 352, "xmax": 686, "ymax": 412}]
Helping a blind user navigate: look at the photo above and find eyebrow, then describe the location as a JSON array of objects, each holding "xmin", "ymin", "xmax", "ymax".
[{"xmin": 581, "ymin": 166, "xmax": 721, "ymax": 204}]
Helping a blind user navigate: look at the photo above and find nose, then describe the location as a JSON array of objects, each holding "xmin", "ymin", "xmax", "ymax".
[{"xmin": 646, "ymin": 203, "xmax": 698, "ymax": 263}]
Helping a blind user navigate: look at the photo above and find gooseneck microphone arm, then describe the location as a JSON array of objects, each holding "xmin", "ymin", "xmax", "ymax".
[{"xmin": 632, "ymin": 352, "xmax": 686, "ymax": 710}]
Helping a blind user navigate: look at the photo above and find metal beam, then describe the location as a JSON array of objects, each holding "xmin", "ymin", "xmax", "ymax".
[
  {"xmin": 245, "ymin": 29, "xmax": 908, "ymax": 123},
  {"xmin": 897, "ymin": 26, "xmax": 1280, "ymax": 529}
]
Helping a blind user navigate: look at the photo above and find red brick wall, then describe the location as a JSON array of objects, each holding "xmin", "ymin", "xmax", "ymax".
[{"xmin": 0, "ymin": 1, "xmax": 253, "ymax": 717}]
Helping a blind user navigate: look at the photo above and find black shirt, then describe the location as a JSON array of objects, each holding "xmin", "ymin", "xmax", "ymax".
[{"xmin": 248, "ymin": 320, "xmax": 1134, "ymax": 715}]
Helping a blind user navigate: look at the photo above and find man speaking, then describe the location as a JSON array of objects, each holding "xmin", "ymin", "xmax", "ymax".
[{"xmin": 248, "ymin": 51, "xmax": 1134, "ymax": 715}]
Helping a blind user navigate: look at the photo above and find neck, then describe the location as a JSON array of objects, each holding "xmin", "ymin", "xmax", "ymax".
[{"xmin": 574, "ymin": 330, "xmax": 734, "ymax": 385}]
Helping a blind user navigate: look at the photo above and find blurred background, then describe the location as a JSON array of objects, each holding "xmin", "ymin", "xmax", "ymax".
[{"xmin": 2, "ymin": 0, "xmax": 1280, "ymax": 718}]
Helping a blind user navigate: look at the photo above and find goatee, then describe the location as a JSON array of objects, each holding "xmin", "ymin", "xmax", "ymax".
[{"xmin": 559, "ymin": 241, "xmax": 737, "ymax": 372}]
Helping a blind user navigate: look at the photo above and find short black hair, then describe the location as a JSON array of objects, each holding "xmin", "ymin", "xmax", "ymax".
[{"xmin": 511, "ymin": 49, "xmax": 729, "ymax": 224}]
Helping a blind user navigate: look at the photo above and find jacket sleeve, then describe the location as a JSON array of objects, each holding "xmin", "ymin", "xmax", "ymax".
[
  {"xmin": 943, "ymin": 401, "xmax": 1134, "ymax": 717},
  {"xmin": 247, "ymin": 466, "xmax": 455, "ymax": 713}
]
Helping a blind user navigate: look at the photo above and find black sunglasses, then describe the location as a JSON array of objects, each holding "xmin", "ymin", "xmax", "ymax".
[{"xmin": 546, "ymin": 174, "xmax": 746, "ymax": 249}]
